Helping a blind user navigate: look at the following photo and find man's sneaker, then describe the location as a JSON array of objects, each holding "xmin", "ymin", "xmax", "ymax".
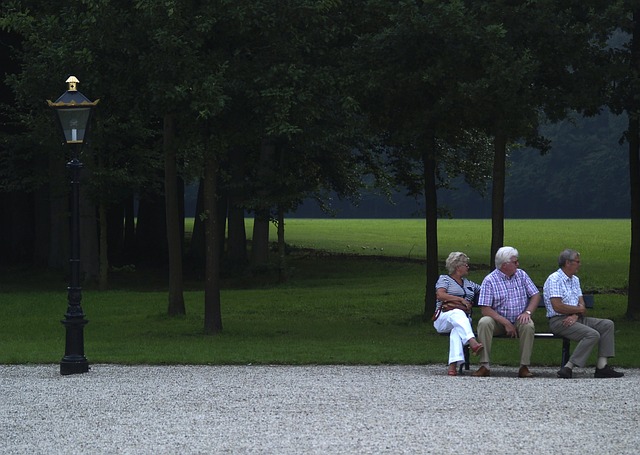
[
  {"xmin": 557, "ymin": 366, "xmax": 573, "ymax": 379},
  {"xmin": 594, "ymin": 365, "xmax": 624, "ymax": 378}
]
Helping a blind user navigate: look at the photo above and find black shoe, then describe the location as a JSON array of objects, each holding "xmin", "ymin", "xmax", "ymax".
[
  {"xmin": 557, "ymin": 366, "xmax": 572, "ymax": 379},
  {"xmin": 594, "ymin": 365, "xmax": 624, "ymax": 378}
]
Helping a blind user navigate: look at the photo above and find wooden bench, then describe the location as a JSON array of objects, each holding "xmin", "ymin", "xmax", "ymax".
[{"xmin": 459, "ymin": 294, "xmax": 595, "ymax": 372}]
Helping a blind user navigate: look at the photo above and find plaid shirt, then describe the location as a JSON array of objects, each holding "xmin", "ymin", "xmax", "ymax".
[
  {"xmin": 478, "ymin": 268, "xmax": 539, "ymax": 323},
  {"xmin": 543, "ymin": 268, "xmax": 582, "ymax": 318}
]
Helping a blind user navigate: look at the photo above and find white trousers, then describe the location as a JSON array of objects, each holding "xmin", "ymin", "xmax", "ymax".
[{"xmin": 433, "ymin": 309, "xmax": 475, "ymax": 365}]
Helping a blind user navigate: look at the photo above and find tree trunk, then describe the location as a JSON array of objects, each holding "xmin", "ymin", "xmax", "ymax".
[
  {"xmin": 187, "ymin": 178, "xmax": 205, "ymax": 268},
  {"xmin": 490, "ymin": 133, "xmax": 507, "ymax": 269},
  {"xmin": 136, "ymin": 191, "xmax": 167, "ymax": 263},
  {"xmin": 98, "ymin": 200, "xmax": 109, "ymax": 290},
  {"xmin": 123, "ymin": 195, "xmax": 136, "ymax": 264},
  {"xmin": 227, "ymin": 148, "xmax": 248, "ymax": 273},
  {"xmin": 251, "ymin": 211, "xmax": 270, "ymax": 268},
  {"xmin": 33, "ymin": 187, "xmax": 49, "ymax": 267},
  {"xmin": 0, "ymin": 191, "xmax": 35, "ymax": 266},
  {"xmin": 79, "ymin": 166, "xmax": 99, "ymax": 284},
  {"xmin": 216, "ymin": 180, "xmax": 228, "ymax": 264},
  {"xmin": 227, "ymin": 201, "xmax": 248, "ymax": 271},
  {"xmin": 204, "ymin": 150, "xmax": 223, "ymax": 334},
  {"xmin": 423, "ymin": 137, "xmax": 439, "ymax": 321},
  {"xmin": 106, "ymin": 203, "xmax": 124, "ymax": 265},
  {"xmin": 627, "ymin": 11, "xmax": 640, "ymax": 320},
  {"xmin": 164, "ymin": 113, "xmax": 185, "ymax": 316},
  {"xmin": 251, "ymin": 140, "xmax": 275, "ymax": 268},
  {"xmin": 627, "ymin": 113, "xmax": 640, "ymax": 320},
  {"xmin": 277, "ymin": 205, "xmax": 286, "ymax": 283}
]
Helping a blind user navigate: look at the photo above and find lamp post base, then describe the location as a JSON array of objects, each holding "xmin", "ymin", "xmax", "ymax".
[
  {"xmin": 60, "ymin": 316, "xmax": 89, "ymax": 375},
  {"xmin": 60, "ymin": 357, "xmax": 90, "ymax": 375}
]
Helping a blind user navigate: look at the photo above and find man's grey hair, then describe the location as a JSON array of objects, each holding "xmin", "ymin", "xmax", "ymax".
[
  {"xmin": 558, "ymin": 249, "xmax": 580, "ymax": 268},
  {"xmin": 495, "ymin": 246, "xmax": 518, "ymax": 269},
  {"xmin": 445, "ymin": 252, "xmax": 469, "ymax": 274}
]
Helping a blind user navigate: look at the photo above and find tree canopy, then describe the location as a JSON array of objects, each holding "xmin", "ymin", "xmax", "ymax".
[{"xmin": 1, "ymin": 1, "xmax": 638, "ymax": 319}]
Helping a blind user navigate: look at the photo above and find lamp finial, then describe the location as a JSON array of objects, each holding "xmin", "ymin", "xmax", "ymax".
[{"xmin": 66, "ymin": 76, "xmax": 80, "ymax": 92}]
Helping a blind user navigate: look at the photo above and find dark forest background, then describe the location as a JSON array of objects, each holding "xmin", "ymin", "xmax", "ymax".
[
  {"xmin": 3, "ymin": 1, "xmax": 640, "ymax": 323},
  {"xmin": 260, "ymin": 111, "xmax": 630, "ymax": 219}
]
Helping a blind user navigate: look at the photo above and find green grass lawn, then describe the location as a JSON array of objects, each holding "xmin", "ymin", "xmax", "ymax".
[
  {"xmin": 1, "ymin": 218, "xmax": 636, "ymax": 368},
  {"xmin": 272, "ymin": 218, "xmax": 630, "ymax": 291}
]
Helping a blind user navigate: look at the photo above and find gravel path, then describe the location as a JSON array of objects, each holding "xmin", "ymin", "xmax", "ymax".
[{"xmin": 1, "ymin": 364, "xmax": 638, "ymax": 454}]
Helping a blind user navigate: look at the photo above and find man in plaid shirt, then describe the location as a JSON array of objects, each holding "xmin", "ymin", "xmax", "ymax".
[
  {"xmin": 544, "ymin": 249, "xmax": 623, "ymax": 379},
  {"xmin": 472, "ymin": 246, "xmax": 540, "ymax": 378}
]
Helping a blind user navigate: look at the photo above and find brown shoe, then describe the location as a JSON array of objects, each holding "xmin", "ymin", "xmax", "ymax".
[
  {"xmin": 518, "ymin": 366, "xmax": 534, "ymax": 378},
  {"xmin": 472, "ymin": 366, "xmax": 490, "ymax": 377}
]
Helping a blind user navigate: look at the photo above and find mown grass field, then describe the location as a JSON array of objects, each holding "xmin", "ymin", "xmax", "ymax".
[
  {"xmin": 1, "ymin": 218, "xmax": 635, "ymax": 368},
  {"xmin": 269, "ymin": 218, "xmax": 630, "ymax": 291}
]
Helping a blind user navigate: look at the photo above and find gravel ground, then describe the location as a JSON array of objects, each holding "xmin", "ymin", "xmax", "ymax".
[{"xmin": 1, "ymin": 364, "xmax": 638, "ymax": 454}]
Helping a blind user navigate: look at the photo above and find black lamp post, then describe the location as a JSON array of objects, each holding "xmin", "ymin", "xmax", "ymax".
[{"xmin": 47, "ymin": 76, "xmax": 99, "ymax": 375}]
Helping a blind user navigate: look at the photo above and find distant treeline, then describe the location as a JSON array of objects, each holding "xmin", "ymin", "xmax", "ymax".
[{"xmin": 289, "ymin": 110, "xmax": 630, "ymax": 219}]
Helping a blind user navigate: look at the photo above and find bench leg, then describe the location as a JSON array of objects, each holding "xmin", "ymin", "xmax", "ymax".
[
  {"xmin": 463, "ymin": 345, "xmax": 470, "ymax": 372},
  {"xmin": 561, "ymin": 338, "xmax": 570, "ymax": 367}
]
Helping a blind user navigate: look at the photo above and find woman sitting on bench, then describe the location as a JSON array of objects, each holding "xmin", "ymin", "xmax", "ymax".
[{"xmin": 433, "ymin": 251, "xmax": 484, "ymax": 376}]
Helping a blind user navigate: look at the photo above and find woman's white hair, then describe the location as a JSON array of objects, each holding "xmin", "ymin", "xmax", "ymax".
[
  {"xmin": 445, "ymin": 251, "xmax": 469, "ymax": 274},
  {"xmin": 495, "ymin": 246, "xmax": 518, "ymax": 269}
]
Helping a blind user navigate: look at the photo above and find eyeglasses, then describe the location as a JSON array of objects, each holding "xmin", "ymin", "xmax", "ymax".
[
  {"xmin": 509, "ymin": 259, "xmax": 519, "ymax": 264},
  {"xmin": 571, "ymin": 259, "xmax": 581, "ymax": 264}
]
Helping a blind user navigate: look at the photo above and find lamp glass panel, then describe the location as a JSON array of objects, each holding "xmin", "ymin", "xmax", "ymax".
[{"xmin": 57, "ymin": 107, "xmax": 91, "ymax": 143}]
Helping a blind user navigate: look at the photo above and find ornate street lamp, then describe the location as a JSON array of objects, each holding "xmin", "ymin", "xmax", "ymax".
[{"xmin": 47, "ymin": 76, "xmax": 99, "ymax": 375}]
